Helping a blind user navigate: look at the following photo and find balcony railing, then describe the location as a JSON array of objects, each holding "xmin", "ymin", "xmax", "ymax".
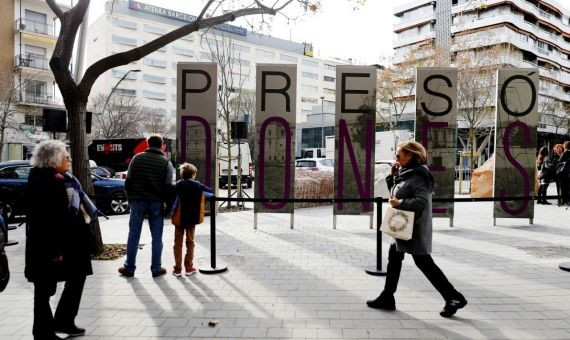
[
  {"xmin": 15, "ymin": 54, "xmax": 50, "ymax": 70},
  {"xmin": 15, "ymin": 18, "xmax": 55, "ymax": 37},
  {"xmin": 16, "ymin": 91, "xmax": 63, "ymax": 107}
]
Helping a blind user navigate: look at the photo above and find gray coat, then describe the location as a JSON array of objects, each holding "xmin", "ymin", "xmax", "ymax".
[{"xmin": 388, "ymin": 166, "xmax": 434, "ymax": 255}]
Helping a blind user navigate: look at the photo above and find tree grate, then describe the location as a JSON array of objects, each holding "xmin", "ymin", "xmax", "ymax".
[{"xmin": 518, "ymin": 246, "xmax": 570, "ymax": 258}]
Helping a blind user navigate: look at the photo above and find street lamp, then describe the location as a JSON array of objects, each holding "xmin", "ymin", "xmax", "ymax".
[
  {"xmin": 101, "ymin": 69, "xmax": 141, "ymax": 119},
  {"xmin": 320, "ymin": 96, "xmax": 325, "ymax": 150}
]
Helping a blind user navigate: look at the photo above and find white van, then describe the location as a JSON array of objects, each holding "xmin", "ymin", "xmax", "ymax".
[{"xmin": 218, "ymin": 142, "xmax": 253, "ymax": 188}]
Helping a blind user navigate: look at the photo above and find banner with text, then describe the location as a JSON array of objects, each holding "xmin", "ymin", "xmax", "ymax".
[
  {"xmin": 254, "ymin": 64, "xmax": 297, "ymax": 214},
  {"xmin": 493, "ymin": 69, "xmax": 539, "ymax": 220},
  {"xmin": 177, "ymin": 62, "xmax": 217, "ymax": 188},
  {"xmin": 415, "ymin": 67, "xmax": 458, "ymax": 219},
  {"xmin": 333, "ymin": 65, "xmax": 377, "ymax": 216}
]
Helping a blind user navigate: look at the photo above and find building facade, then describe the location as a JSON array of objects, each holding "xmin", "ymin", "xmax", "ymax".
[
  {"xmin": 392, "ymin": 0, "xmax": 570, "ymax": 147},
  {"xmin": 0, "ymin": 0, "xmax": 71, "ymax": 161},
  {"xmin": 86, "ymin": 0, "xmax": 343, "ymax": 131}
]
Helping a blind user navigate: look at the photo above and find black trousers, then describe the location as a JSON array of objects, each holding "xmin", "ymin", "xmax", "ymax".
[
  {"xmin": 33, "ymin": 276, "xmax": 86, "ymax": 339},
  {"xmin": 561, "ymin": 175, "xmax": 570, "ymax": 204},
  {"xmin": 383, "ymin": 243, "xmax": 458, "ymax": 302},
  {"xmin": 555, "ymin": 179, "xmax": 563, "ymax": 204},
  {"xmin": 537, "ymin": 182, "xmax": 550, "ymax": 202}
]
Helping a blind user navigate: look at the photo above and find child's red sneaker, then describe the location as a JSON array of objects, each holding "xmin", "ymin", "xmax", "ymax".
[
  {"xmin": 172, "ymin": 268, "xmax": 182, "ymax": 277},
  {"xmin": 185, "ymin": 267, "xmax": 197, "ymax": 276}
]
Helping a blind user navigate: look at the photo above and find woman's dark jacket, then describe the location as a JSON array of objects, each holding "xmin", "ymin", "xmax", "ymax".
[
  {"xmin": 24, "ymin": 167, "xmax": 93, "ymax": 282},
  {"xmin": 537, "ymin": 155, "xmax": 555, "ymax": 182},
  {"xmin": 386, "ymin": 165, "xmax": 435, "ymax": 255},
  {"xmin": 175, "ymin": 179, "xmax": 213, "ymax": 228}
]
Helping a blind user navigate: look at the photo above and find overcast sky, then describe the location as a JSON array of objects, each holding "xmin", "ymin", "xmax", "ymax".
[{"xmin": 88, "ymin": 0, "xmax": 395, "ymax": 65}]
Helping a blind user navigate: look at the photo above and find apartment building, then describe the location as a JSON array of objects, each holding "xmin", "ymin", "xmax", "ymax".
[
  {"xmin": 0, "ymin": 0, "xmax": 71, "ymax": 160},
  {"xmin": 86, "ymin": 0, "xmax": 342, "ymax": 130},
  {"xmin": 392, "ymin": 0, "xmax": 570, "ymax": 144}
]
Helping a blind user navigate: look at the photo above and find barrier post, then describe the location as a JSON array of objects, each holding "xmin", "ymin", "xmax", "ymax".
[
  {"xmin": 199, "ymin": 197, "xmax": 227, "ymax": 274},
  {"xmin": 365, "ymin": 197, "xmax": 387, "ymax": 276}
]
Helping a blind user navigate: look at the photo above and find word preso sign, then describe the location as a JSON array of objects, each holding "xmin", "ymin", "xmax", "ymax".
[
  {"xmin": 493, "ymin": 69, "xmax": 539, "ymax": 221},
  {"xmin": 415, "ymin": 68, "xmax": 458, "ymax": 220},
  {"xmin": 176, "ymin": 63, "xmax": 539, "ymax": 221}
]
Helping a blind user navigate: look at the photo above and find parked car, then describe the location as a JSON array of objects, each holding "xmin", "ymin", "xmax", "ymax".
[
  {"xmin": 91, "ymin": 166, "xmax": 112, "ymax": 178},
  {"xmin": 0, "ymin": 161, "xmax": 129, "ymax": 222},
  {"xmin": 295, "ymin": 158, "xmax": 334, "ymax": 171}
]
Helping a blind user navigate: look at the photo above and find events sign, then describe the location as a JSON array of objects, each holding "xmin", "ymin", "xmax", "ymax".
[
  {"xmin": 333, "ymin": 65, "xmax": 377, "ymax": 215},
  {"xmin": 415, "ymin": 68, "xmax": 458, "ymax": 219},
  {"xmin": 177, "ymin": 62, "xmax": 217, "ymax": 188},
  {"xmin": 493, "ymin": 69, "xmax": 539, "ymax": 220},
  {"xmin": 255, "ymin": 64, "xmax": 297, "ymax": 214}
]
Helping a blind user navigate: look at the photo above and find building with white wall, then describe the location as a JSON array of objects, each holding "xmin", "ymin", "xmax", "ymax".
[
  {"xmin": 392, "ymin": 0, "xmax": 570, "ymax": 142},
  {"xmin": 0, "ymin": 0, "xmax": 71, "ymax": 160},
  {"xmin": 86, "ymin": 0, "xmax": 343, "ymax": 129}
]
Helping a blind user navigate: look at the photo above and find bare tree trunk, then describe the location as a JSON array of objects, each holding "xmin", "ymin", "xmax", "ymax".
[{"xmin": 67, "ymin": 98, "xmax": 104, "ymax": 254}]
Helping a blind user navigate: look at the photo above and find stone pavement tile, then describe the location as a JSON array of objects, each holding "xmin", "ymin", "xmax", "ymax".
[
  {"xmin": 89, "ymin": 325, "xmax": 122, "ymax": 336},
  {"xmin": 542, "ymin": 319, "xmax": 570, "ymax": 328},
  {"xmin": 161, "ymin": 317, "xmax": 188, "ymax": 328},
  {"xmin": 241, "ymin": 327, "xmax": 268, "ymax": 338},
  {"xmin": 266, "ymin": 327, "xmax": 293, "ymax": 338},
  {"xmin": 291, "ymin": 328, "xmax": 318, "ymax": 338},
  {"xmin": 215, "ymin": 327, "xmax": 244, "ymax": 337},
  {"xmin": 234, "ymin": 318, "xmax": 259, "ymax": 327},
  {"xmin": 341, "ymin": 328, "xmax": 370, "ymax": 338},
  {"xmin": 164, "ymin": 326, "xmax": 194, "ymax": 337},
  {"xmin": 316, "ymin": 328, "xmax": 343, "ymax": 338},
  {"xmin": 139, "ymin": 326, "xmax": 170, "ymax": 337},
  {"xmin": 365, "ymin": 328, "xmax": 395, "ymax": 339},
  {"xmin": 114, "ymin": 326, "xmax": 145, "ymax": 337}
]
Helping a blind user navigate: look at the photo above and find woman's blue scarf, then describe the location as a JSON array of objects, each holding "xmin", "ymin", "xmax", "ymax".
[{"xmin": 63, "ymin": 172, "xmax": 99, "ymax": 222}]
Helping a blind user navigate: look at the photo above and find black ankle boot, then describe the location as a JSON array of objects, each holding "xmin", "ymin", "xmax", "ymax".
[
  {"xmin": 366, "ymin": 292, "xmax": 396, "ymax": 311},
  {"xmin": 440, "ymin": 293, "xmax": 467, "ymax": 318}
]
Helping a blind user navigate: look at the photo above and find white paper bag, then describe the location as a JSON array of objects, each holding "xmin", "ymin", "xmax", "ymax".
[{"xmin": 380, "ymin": 206, "xmax": 414, "ymax": 240}]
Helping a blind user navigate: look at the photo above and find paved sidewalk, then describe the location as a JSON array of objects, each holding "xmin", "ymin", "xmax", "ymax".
[{"xmin": 1, "ymin": 199, "xmax": 570, "ymax": 339}]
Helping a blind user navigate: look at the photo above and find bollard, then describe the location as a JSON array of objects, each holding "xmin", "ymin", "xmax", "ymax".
[{"xmin": 364, "ymin": 197, "xmax": 387, "ymax": 276}]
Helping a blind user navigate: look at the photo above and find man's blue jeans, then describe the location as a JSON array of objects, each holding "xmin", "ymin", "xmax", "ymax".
[{"xmin": 124, "ymin": 200, "xmax": 164, "ymax": 274}]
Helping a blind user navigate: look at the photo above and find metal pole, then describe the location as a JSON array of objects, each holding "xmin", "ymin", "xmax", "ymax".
[
  {"xmin": 365, "ymin": 197, "xmax": 386, "ymax": 276},
  {"xmin": 320, "ymin": 96, "xmax": 325, "ymax": 152},
  {"xmin": 199, "ymin": 198, "xmax": 227, "ymax": 274}
]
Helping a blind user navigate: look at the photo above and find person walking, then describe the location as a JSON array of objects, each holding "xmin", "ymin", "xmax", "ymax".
[
  {"xmin": 551, "ymin": 144, "xmax": 564, "ymax": 206},
  {"xmin": 367, "ymin": 141, "xmax": 467, "ymax": 318},
  {"xmin": 171, "ymin": 163, "xmax": 213, "ymax": 277},
  {"xmin": 119, "ymin": 134, "xmax": 174, "ymax": 278},
  {"xmin": 25, "ymin": 140, "xmax": 95, "ymax": 339},
  {"xmin": 536, "ymin": 146, "xmax": 554, "ymax": 205}
]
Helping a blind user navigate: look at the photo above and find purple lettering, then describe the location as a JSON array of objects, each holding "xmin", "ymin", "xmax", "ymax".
[
  {"xmin": 258, "ymin": 117, "xmax": 292, "ymax": 210},
  {"xmin": 499, "ymin": 120, "xmax": 531, "ymax": 215},
  {"xmin": 180, "ymin": 116, "xmax": 212, "ymax": 187},
  {"xmin": 337, "ymin": 118, "xmax": 374, "ymax": 212}
]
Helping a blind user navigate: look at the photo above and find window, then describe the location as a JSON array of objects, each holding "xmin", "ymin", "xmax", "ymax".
[
  {"xmin": 302, "ymin": 84, "xmax": 318, "ymax": 93},
  {"xmin": 112, "ymin": 18, "xmax": 137, "ymax": 29},
  {"xmin": 115, "ymin": 88, "xmax": 137, "ymax": 96},
  {"xmin": 172, "ymin": 46, "xmax": 195, "ymax": 57},
  {"xmin": 143, "ymin": 74, "xmax": 167, "ymax": 84},
  {"xmin": 171, "ymin": 94, "xmax": 177, "ymax": 102},
  {"xmin": 323, "ymin": 64, "xmax": 335, "ymax": 71},
  {"xmin": 111, "ymin": 69, "xmax": 138, "ymax": 80},
  {"xmin": 142, "ymin": 90, "xmax": 166, "ymax": 100},
  {"xmin": 302, "ymin": 72, "xmax": 318, "ymax": 80},
  {"xmin": 324, "ymin": 100, "xmax": 335, "ymax": 106},
  {"xmin": 24, "ymin": 114, "xmax": 43, "ymax": 126},
  {"xmin": 0, "ymin": 166, "xmax": 31, "ymax": 179},
  {"xmin": 301, "ymin": 97, "xmax": 318, "ymax": 104},
  {"xmin": 302, "ymin": 59, "xmax": 318, "ymax": 68},
  {"xmin": 256, "ymin": 49, "xmax": 275, "ymax": 59},
  {"xmin": 280, "ymin": 54, "xmax": 298, "ymax": 63},
  {"xmin": 324, "ymin": 76, "xmax": 335, "ymax": 82},
  {"xmin": 112, "ymin": 34, "xmax": 137, "ymax": 46},
  {"xmin": 143, "ymin": 58, "xmax": 167, "ymax": 68},
  {"xmin": 232, "ymin": 44, "xmax": 250, "ymax": 53},
  {"xmin": 143, "ymin": 24, "xmax": 168, "ymax": 35},
  {"xmin": 171, "ymin": 77, "xmax": 177, "ymax": 86},
  {"xmin": 323, "ymin": 88, "xmax": 335, "ymax": 95},
  {"xmin": 231, "ymin": 58, "xmax": 250, "ymax": 67},
  {"xmin": 180, "ymin": 34, "xmax": 194, "ymax": 42}
]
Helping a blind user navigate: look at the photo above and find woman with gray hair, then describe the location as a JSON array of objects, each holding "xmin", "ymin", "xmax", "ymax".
[
  {"xmin": 25, "ymin": 140, "xmax": 94, "ymax": 339},
  {"xmin": 367, "ymin": 141, "xmax": 467, "ymax": 318}
]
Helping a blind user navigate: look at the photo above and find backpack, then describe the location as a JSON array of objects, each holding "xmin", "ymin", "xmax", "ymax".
[{"xmin": 0, "ymin": 215, "xmax": 9, "ymax": 292}]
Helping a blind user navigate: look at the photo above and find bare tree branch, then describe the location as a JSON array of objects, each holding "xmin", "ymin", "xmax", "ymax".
[{"xmin": 45, "ymin": 0, "xmax": 64, "ymax": 19}]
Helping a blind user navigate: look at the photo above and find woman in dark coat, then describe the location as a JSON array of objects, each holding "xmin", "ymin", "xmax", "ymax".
[
  {"xmin": 171, "ymin": 163, "xmax": 213, "ymax": 277},
  {"xmin": 552, "ymin": 144, "xmax": 564, "ymax": 206},
  {"xmin": 536, "ymin": 146, "xmax": 554, "ymax": 205},
  {"xmin": 25, "ymin": 140, "xmax": 94, "ymax": 339},
  {"xmin": 367, "ymin": 141, "xmax": 467, "ymax": 318}
]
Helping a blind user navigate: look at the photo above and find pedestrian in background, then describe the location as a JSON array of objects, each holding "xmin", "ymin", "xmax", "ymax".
[
  {"xmin": 119, "ymin": 134, "xmax": 174, "ymax": 278},
  {"xmin": 367, "ymin": 141, "xmax": 467, "ymax": 318},
  {"xmin": 559, "ymin": 141, "xmax": 570, "ymax": 206},
  {"xmin": 550, "ymin": 144, "xmax": 564, "ymax": 206},
  {"xmin": 171, "ymin": 163, "xmax": 213, "ymax": 277},
  {"xmin": 25, "ymin": 140, "xmax": 95, "ymax": 339},
  {"xmin": 536, "ymin": 146, "xmax": 554, "ymax": 205}
]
